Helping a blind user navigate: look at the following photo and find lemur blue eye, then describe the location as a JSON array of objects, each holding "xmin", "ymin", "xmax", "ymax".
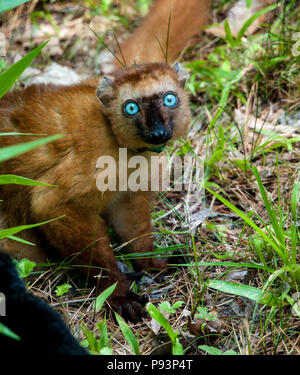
[
  {"xmin": 124, "ymin": 101, "xmax": 139, "ymax": 116},
  {"xmin": 163, "ymin": 93, "xmax": 178, "ymax": 107}
]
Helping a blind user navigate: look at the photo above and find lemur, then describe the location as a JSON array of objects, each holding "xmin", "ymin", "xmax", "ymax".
[{"xmin": 0, "ymin": 0, "xmax": 211, "ymax": 322}]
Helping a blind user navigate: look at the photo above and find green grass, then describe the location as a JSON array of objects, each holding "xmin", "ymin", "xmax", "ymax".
[{"xmin": 0, "ymin": 0, "xmax": 29, "ymax": 13}]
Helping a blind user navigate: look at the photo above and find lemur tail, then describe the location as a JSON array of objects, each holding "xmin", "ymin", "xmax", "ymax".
[{"xmin": 99, "ymin": 0, "xmax": 211, "ymax": 73}]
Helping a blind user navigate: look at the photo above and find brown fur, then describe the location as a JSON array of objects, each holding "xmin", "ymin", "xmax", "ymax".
[{"xmin": 0, "ymin": 1, "xmax": 211, "ymax": 321}]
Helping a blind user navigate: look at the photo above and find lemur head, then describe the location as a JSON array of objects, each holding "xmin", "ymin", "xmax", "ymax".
[{"xmin": 96, "ymin": 62, "xmax": 190, "ymax": 150}]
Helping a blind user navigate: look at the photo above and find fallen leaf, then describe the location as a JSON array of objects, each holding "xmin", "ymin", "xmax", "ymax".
[{"xmin": 206, "ymin": 0, "xmax": 274, "ymax": 38}]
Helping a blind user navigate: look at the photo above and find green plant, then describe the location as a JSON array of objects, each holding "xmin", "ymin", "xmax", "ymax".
[
  {"xmin": 82, "ymin": 282, "xmax": 142, "ymax": 355},
  {"xmin": 55, "ymin": 283, "xmax": 72, "ymax": 297},
  {"xmin": 84, "ymin": 0, "xmax": 113, "ymax": 16},
  {"xmin": 84, "ymin": 0, "xmax": 130, "ymax": 26},
  {"xmin": 81, "ymin": 283, "xmax": 117, "ymax": 354},
  {"xmin": 195, "ymin": 306, "xmax": 216, "ymax": 321},
  {"xmin": 15, "ymin": 258, "xmax": 36, "ymax": 278},
  {"xmin": 205, "ymin": 166, "xmax": 299, "ymax": 315},
  {"xmin": 159, "ymin": 300, "xmax": 185, "ymax": 314},
  {"xmin": 186, "ymin": 1, "xmax": 300, "ymax": 185},
  {"xmin": 198, "ymin": 345, "xmax": 239, "ymax": 355},
  {"xmin": 137, "ymin": 0, "xmax": 151, "ymax": 16},
  {"xmin": 81, "ymin": 316, "xmax": 112, "ymax": 355},
  {"xmin": 146, "ymin": 302, "xmax": 184, "ymax": 355}
]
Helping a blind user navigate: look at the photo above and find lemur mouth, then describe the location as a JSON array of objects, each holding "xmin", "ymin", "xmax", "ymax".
[
  {"xmin": 136, "ymin": 143, "xmax": 168, "ymax": 153},
  {"xmin": 136, "ymin": 133, "xmax": 172, "ymax": 152},
  {"xmin": 137, "ymin": 129, "xmax": 172, "ymax": 152}
]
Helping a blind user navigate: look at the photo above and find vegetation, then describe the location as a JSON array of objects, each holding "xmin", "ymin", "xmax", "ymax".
[{"xmin": 0, "ymin": 0, "xmax": 299, "ymax": 355}]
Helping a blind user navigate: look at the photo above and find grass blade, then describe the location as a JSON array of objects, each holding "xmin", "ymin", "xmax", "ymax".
[
  {"xmin": 199, "ymin": 345, "xmax": 238, "ymax": 355},
  {"xmin": 252, "ymin": 166, "xmax": 285, "ymax": 248},
  {"xmin": 0, "ymin": 134, "xmax": 63, "ymax": 163},
  {"xmin": 0, "ymin": 41, "xmax": 48, "ymax": 99},
  {"xmin": 0, "ymin": 322, "xmax": 20, "ymax": 341},
  {"xmin": 0, "ymin": 133, "xmax": 44, "ymax": 137},
  {"xmin": 155, "ymin": 36, "xmax": 167, "ymax": 63},
  {"xmin": 88, "ymin": 27, "xmax": 125, "ymax": 68},
  {"xmin": 146, "ymin": 303, "xmax": 176, "ymax": 341},
  {"xmin": 175, "ymin": 261, "xmax": 275, "ymax": 273},
  {"xmin": 206, "ymin": 186, "xmax": 284, "ymax": 257},
  {"xmin": 199, "ymin": 345, "xmax": 223, "ymax": 355},
  {"xmin": 224, "ymin": 19, "xmax": 235, "ymax": 47},
  {"xmin": 115, "ymin": 313, "xmax": 140, "ymax": 355},
  {"xmin": 173, "ymin": 338, "xmax": 184, "ymax": 355},
  {"xmin": 165, "ymin": 9, "xmax": 172, "ymax": 63},
  {"xmin": 113, "ymin": 32, "xmax": 127, "ymax": 67},
  {"xmin": 94, "ymin": 282, "xmax": 117, "ymax": 313},
  {"xmin": 0, "ymin": 174, "xmax": 58, "ymax": 187},
  {"xmin": 291, "ymin": 181, "xmax": 300, "ymax": 223},
  {"xmin": 0, "ymin": 0, "xmax": 29, "ymax": 13},
  {"xmin": 236, "ymin": 3, "xmax": 278, "ymax": 43},
  {"xmin": 207, "ymin": 279, "xmax": 282, "ymax": 307},
  {"xmin": 0, "ymin": 215, "xmax": 65, "ymax": 239},
  {"xmin": 80, "ymin": 323, "xmax": 98, "ymax": 353},
  {"xmin": 7, "ymin": 235, "xmax": 35, "ymax": 246},
  {"xmin": 97, "ymin": 316, "xmax": 109, "ymax": 351}
]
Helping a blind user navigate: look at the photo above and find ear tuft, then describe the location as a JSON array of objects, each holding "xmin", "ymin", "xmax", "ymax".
[
  {"xmin": 173, "ymin": 62, "xmax": 189, "ymax": 87},
  {"xmin": 96, "ymin": 76, "xmax": 115, "ymax": 106}
]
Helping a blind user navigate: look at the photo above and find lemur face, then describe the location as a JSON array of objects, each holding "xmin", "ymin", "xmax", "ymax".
[
  {"xmin": 122, "ymin": 90, "xmax": 178, "ymax": 145},
  {"xmin": 97, "ymin": 63, "xmax": 191, "ymax": 150}
]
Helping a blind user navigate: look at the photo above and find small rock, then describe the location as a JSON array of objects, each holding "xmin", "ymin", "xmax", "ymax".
[
  {"xmin": 279, "ymin": 113, "xmax": 286, "ymax": 124},
  {"xmin": 226, "ymin": 270, "xmax": 248, "ymax": 281},
  {"xmin": 96, "ymin": 49, "xmax": 116, "ymax": 74},
  {"xmin": 22, "ymin": 62, "xmax": 81, "ymax": 87}
]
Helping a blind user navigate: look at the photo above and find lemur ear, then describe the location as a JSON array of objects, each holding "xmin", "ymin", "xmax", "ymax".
[
  {"xmin": 173, "ymin": 62, "xmax": 189, "ymax": 87},
  {"xmin": 96, "ymin": 76, "xmax": 115, "ymax": 106}
]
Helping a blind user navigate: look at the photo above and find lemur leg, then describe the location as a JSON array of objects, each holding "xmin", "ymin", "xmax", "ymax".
[
  {"xmin": 34, "ymin": 207, "xmax": 147, "ymax": 322},
  {"xmin": 108, "ymin": 191, "xmax": 167, "ymax": 270}
]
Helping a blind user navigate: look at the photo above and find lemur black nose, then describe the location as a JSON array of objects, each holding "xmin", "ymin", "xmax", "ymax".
[{"xmin": 148, "ymin": 127, "xmax": 170, "ymax": 145}]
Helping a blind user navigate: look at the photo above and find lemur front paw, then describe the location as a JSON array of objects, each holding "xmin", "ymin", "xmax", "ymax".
[{"xmin": 109, "ymin": 290, "xmax": 148, "ymax": 323}]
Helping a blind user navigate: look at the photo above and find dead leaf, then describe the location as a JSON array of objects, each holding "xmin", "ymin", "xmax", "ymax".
[
  {"xmin": 206, "ymin": 0, "xmax": 275, "ymax": 38},
  {"xmin": 234, "ymin": 106, "xmax": 300, "ymax": 152},
  {"xmin": 187, "ymin": 315, "xmax": 223, "ymax": 336}
]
